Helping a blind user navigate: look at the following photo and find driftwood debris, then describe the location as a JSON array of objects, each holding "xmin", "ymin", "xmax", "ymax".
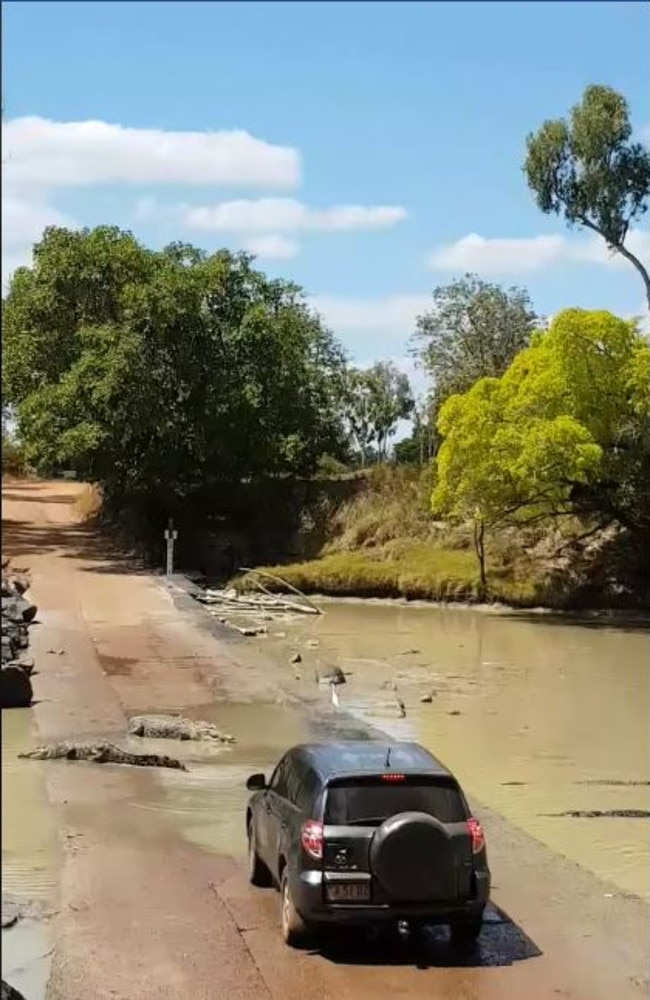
[
  {"xmin": 19, "ymin": 741, "xmax": 187, "ymax": 771},
  {"xmin": 239, "ymin": 568, "xmax": 321, "ymax": 614},
  {"xmin": 193, "ymin": 569, "xmax": 321, "ymax": 638}
]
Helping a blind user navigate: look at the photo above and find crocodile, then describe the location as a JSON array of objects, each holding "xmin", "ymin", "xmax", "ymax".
[
  {"xmin": 128, "ymin": 714, "xmax": 235, "ymax": 743},
  {"xmin": 18, "ymin": 740, "xmax": 186, "ymax": 771}
]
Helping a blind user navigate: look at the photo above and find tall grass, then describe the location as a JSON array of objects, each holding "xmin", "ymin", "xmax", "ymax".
[
  {"xmin": 75, "ymin": 483, "xmax": 104, "ymax": 520},
  {"xmin": 242, "ymin": 465, "xmax": 555, "ymax": 606}
]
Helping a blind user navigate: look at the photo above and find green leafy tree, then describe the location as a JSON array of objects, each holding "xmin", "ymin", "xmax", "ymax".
[
  {"xmin": 345, "ymin": 362, "xmax": 414, "ymax": 465},
  {"xmin": 393, "ymin": 396, "xmax": 438, "ymax": 466},
  {"xmin": 2, "ymin": 227, "xmax": 348, "ymax": 497},
  {"xmin": 432, "ymin": 309, "xmax": 650, "ymax": 592},
  {"xmin": 524, "ymin": 85, "xmax": 650, "ymax": 308},
  {"xmin": 411, "ymin": 274, "xmax": 538, "ymax": 404}
]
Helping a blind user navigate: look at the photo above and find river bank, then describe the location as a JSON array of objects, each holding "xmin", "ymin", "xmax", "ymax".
[
  {"xmin": 2, "ymin": 479, "xmax": 649, "ymax": 1000},
  {"xmin": 239, "ymin": 466, "xmax": 649, "ymax": 611},
  {"xmin": 243, "ymin": 533, "xmax": 649, "ymax": 610}
]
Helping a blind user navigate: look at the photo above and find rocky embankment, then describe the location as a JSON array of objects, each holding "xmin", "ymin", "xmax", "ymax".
[
  {"xmin": 2, "ymin": 979, "xmax": 28, "ymax": 1000},
  {"xmin": 1, "ymin": 559, "xmax": 38, "ymax": 708}
]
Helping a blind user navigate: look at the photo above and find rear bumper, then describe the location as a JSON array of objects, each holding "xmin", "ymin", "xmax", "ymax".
[{"xmin": 291, "ymin": 869, "xmax": 490, "ymax": 926}]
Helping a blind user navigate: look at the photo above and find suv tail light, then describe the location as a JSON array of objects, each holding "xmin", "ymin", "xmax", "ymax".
[
  {"xmin": 467, "ymin": 817, "xmax": 485, "ymax": 854},
  {"xmin": 301, "ymin": 820, "xmax": 324, "ymax": 861}
]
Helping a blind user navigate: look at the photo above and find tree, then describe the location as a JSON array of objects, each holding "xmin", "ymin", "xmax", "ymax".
[
  {"xmin": 432, "ymin": 309, "xmax": 650, "ymax": 592},
  {"xmin": 2, "ymin": 226, "xmax": 349, "ymax": 497},
  {"xmin": 411, "ymin": 275, "xmax": 538, "ymax": 403},
  {"xmin": 393, "ymin": 395, "xmax": 438, "ymax": 466},
  {"xmin": 344, "ymin": 362, "xmax": 414, "ymax": 465},
  {"xmin": 524, "ymin": 85, "xmax": 650, "ymax": 308}
]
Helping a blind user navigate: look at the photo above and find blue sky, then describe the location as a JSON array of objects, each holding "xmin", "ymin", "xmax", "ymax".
[{"xmin": 3, "ymin": 0, "xmax": 649, "ymax": 387}]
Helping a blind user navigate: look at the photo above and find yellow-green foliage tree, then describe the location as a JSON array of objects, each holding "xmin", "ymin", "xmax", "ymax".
[{"xmin": 432, "ymin": 309, "xmax": 650, "ymax": 593}]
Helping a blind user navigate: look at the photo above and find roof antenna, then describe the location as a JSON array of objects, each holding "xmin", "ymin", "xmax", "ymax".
[{"xmin": 385, "ymin": 746, "xmax": 391, "ymax": 768}]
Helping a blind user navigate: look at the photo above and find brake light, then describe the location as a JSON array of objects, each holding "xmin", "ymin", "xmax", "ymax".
[
  {"xmin": 301, "ymin": 820, "xmax": 324, "ymax": 860},
  {"xmin": 381, "ymin": 774, "xmax": 405, "ymax": 782},
  {"xmin": 467, "ymin": 817, "xmax": 485, "ymax": 854}
]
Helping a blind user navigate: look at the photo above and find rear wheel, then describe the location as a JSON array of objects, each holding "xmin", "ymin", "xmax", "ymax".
[
  {"xmin": 450, "ymin": 912, "xmax": 484, "ymax": 947},
  {"xmin": 280, "ymin": 869, "xmax": 312, "ymax": 949},
  {"xmin": 247, "ymin": 823, "xmax": 272, "ymax": 887}
]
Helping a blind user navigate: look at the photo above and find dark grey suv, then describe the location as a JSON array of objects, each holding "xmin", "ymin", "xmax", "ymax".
[{"xmin": 245, "ymin": 741, "xmax": 490, "ymax": 948}]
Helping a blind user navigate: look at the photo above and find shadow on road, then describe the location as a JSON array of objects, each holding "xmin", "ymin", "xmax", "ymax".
[
  {"xmin": 314, "ymin": 905, "xmax": 541, "ymax": 969},
  {"xmin": 1, "ymin": 491, "xmax": 82, "ymax": 506},
  {"xmin": 1, "ymin": 514, "xmax": 149, "ymax": 577}
]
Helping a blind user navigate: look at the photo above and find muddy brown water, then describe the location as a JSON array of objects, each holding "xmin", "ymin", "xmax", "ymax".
[
  {"xmin": 229, "ymin": 599, "xmax": 650, "ymax": 901},
  {"xmin": 127, "ymin": 703, "xmax": 310, "ymax": 857},
  {"xmin": 2, "ymin": 595, "xmax": 647, "ymax": 998},
  {"xmin": 2, "ymin": 709, "xmax": 57, "ymax": 1000}
]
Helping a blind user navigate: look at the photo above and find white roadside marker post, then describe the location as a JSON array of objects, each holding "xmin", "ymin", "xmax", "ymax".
[{"xmin": 164, "ymin": 518, "xmax": 178, "ymax": 578}]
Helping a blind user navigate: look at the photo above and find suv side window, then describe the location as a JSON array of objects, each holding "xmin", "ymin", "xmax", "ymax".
[
  {"xmin": 296, "ymin": 767, "xmax": 319, "ymax": 815},
  {"xmin": 284, "ymin": 761, "xmax": 305, "ymax": 808},
  {"xmin": 269, "ymin": 756, "xmax": 290, "ymax": 799}
]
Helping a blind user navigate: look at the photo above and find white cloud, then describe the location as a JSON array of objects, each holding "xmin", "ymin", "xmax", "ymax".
[
  {"xmin": 1, "ymin": 114, "xmax": 301, "ymax": 285},
  {"xmin": 242, "ymin": 234, "xmax": 299, "ymax": 259},
  {"xmin": 2, "ymin": 194, "xmax": 76, "ymax": 287},
  {"xmin": 140, "ymin": 197, "xmax": 407, "ymax": 234},
  {"xmin": 2, "ymin": 116, "xmax": 300, "ymax": 189},
  {"xmin": 428, "ymin": 229, "xmax": 650, "ymax": 276},
  {"xmin": 428, "ymin": 233, "xmax": 565, "ymax": 274},
  {"xmin": 573, "ymin": 229, "xmax": 650, "ymax": 269},
  {"xmin": 355, "ymin": 352, "xmax": 425, "ymax": 387},
  {"xmin": 310, "ymin": 294, "xmax": 431, "ymax": 334}
]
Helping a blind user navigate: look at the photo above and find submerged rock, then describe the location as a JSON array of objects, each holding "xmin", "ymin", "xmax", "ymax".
[
  {"xmin": 128, "ymin": 714, "xmax": 235, "ymax": 743},
  {"xmin": 317, "ymin": 666, "xmax": 346, "ymax": 686},
  {"xmin": 0, "ymin": 665, "xmax": 33, "ymax": 708},
  {"xmin": 2, "ymin": 980, "xmax": 27, "ymax": 1000},
  {"xmin": 19, "ymin": 740, "xmax": 186, "ymax": 771},
  {"xmin": 1, "ymin": 595, "xmax": 38, "ymax": 624},
  {"xmin": 1, "ymin": 902, "xmax": 20, "ymax": 929}
]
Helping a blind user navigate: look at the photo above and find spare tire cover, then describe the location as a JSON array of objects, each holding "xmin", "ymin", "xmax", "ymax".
[{"xmin": 370, "ymin": 811, "xmax": 454, "ymax": 902}]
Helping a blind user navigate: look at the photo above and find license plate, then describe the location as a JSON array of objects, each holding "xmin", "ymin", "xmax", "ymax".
[{"xmin": 326, "ymin": 882, "xmax": 371, "ymax": 903}]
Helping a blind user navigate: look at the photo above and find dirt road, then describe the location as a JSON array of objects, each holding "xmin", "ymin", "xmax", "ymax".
[{"xmin": 2, "ymin": 479, "xmax": 648, "ymax": 1000}]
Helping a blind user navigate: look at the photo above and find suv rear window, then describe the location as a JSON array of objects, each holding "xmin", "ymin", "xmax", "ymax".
[{"xmin": 324, "ymin": 777, "xmax": 467, "ymax": 826}]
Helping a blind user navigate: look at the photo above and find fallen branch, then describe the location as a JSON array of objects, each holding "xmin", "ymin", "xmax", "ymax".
[{"xmin": 239, "ymin": 567, "xmax": 322, "ymax": 614}]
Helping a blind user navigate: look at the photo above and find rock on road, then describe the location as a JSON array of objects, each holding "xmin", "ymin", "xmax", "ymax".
[{"xmin": 2, "ymin": 479, "xmax": 648, "ymax": 1000}]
